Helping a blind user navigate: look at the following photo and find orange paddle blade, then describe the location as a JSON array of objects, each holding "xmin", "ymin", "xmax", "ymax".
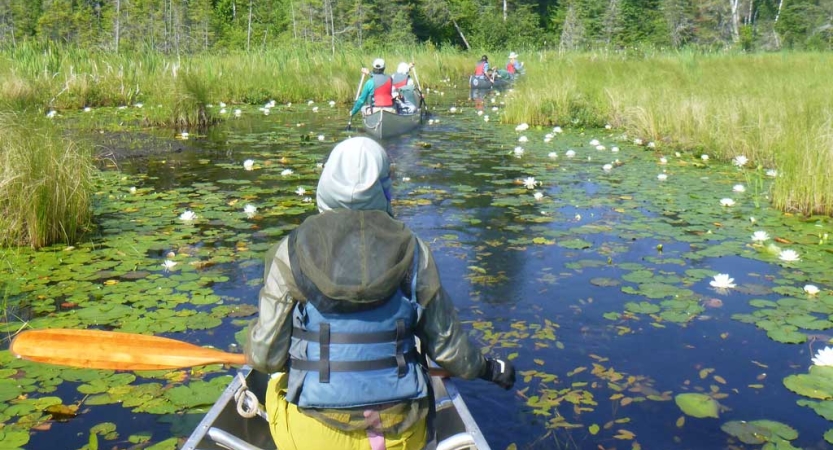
[{"xmin": 11, "ymin": 329, "xmax": 247, "ymax": 371}]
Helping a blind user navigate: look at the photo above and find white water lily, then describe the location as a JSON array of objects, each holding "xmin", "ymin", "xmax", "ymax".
[
  {"xmin": 589, "ymin": 139, "xmax": 600, "ymax": 146},
  {"xmin": 522, "ymin": 177, "xmax": 539, "ymax": 189},
  {"xmin": 733, "ymin": 184, "xmax": 746, "ymax": 193},
  {"xmin": 129, "ymin": 186, "xmax": 137, "ymax": 194},
  {"xmin": 812, "ymin": 347, "xmax": 833, "ymax": 366},
  {"xmin": 766, "ymin": 169, "xmax": 778, "ymax": 177},
  {"xmin": 329, "ymin": 100, "xmax": 336, "ymax": 107},
  {"xmin": 658, "ymin": 157, "xmax": 667, "ymax": 165},
  {"xmin": 295, "ymin": 187, "xmax": 306, "ymax": 196},
  {"xmin": 46, "ymin": 110, "xmax": 57, "ymax": 118},
  {"xmin": 179, "ymin": 210, "xmax": 197, "ymax": 222},
  {"xmin": 513, "ymin": 147, "xmax": 525, "ymax": 156},
  {"xmin": 657, "ymin": 173, "xmax": 668, "ymax": 181},
  {"xmin": 303, "ymin": 196, "xmax": 313, "ymax": 203},
  {"xmin": 518, "ymin": 136, "xmax": 528, "ymax": 143},
  {"xmin": 402, "ymin": 177, "xmax": 411, "ymax": 182},
  {"xmin": 611, "ymin": 146, "xmax": 619, "ymax": 153},
  {"xmin": 307, "ymin": 100, "xmax": 314, "ymax": 106},
  {"xmin": 751, "ymin": 231, "xmax": 770, "ymax": 242},
  {"xmin": 701, "ymin": 154, "xmax": 709, "ymax": 161},
  {"xmin": 476, "ymin": 110, "xmax": 484, "ymax": 116},
  {"xmin": 553, "ymin": 126, "xmax": 563, "ymax": 133},
  {"xmin": 515, "ymin": 123, "xmax": 529, "ymax": 132},
  {"xmin": 544, "ymin": 136, "xmax": 553, "ymax": 143},
  {"xmin": 449, "ymin": 107, "xmax": 457, "ymax": 113},
  {"xmin": 318, "ymin": 135, "xmax": 325, "ymax": 141},
  {"xmin": 733, "ymin": 155, "xmax": 748, "ymax": 167},
  {"xmin": 312, "ymin": 106, "xmax": 319, "ymax": 113},
  {"xmin": 483, "ymin": 115, "xmax": 489, "ymax": 122},
  {"xmin": 595, "ymin": 145, "xmax": 606, "ymax": 151},
  {"xmin": 491, "ymin": 106, "xmax": 499, "ymax": 111},
  {"xmin": 243, "ymin": 159, "xmax": 255, "ymax": 171},
  {"xmin": 710, "ymin": 273, "xmax": 736, "ymax": 289},
  {"xmin": 287, "ymin": 102, "xmax": 292, "ymax": 107},
  {"xmin": 548, "ymin": 152, "xmax": 558, "ymax": 159},
  {"xmin": 533, "ymin": 192, "xmax": 544, "ymax": 201},
  {"xmin": 805, "ymin": 285, "xmax": 820, "ymax": 296},
  {"xmin": 219, "ymin": 108, "xmax": 227, "ymax": 114},
  {"xmin": 134, "ymin": 103, "xmax": 144, "ymax": 108},
  {"xmin": 779, "ymin": 249, "xmax": 800, "ymax": 262},
  {"xmin": 219, "ymin": 102, "xmax": 227, "ymax": 108},
  {"xmin": 565, "ymin": 150, "xmax": 576, "ymax": 158},
  {"xmin": 244, "ymin": 204, "xmax": 257, "ymax": 218},
  {"xmin": 162, "ymin": 260, "xmax": 178, "ymax": 272},
  {"xmin": 234, "ymin": 109, "xmax": 242, "ymax": 117},
  {"xmin": 281, "ymin": 169, "xmax": 294, "ymax": 177},
  {"xmin": 602, "ymin": 164, "xmax": 613, "ymax": 172},
  {"xmin": 605, "ymin": 124, "xmax": 612, "ymax": 129},
  {"xmin": 647, "ymin": 142, "xmax": 656, "ymax": 148},
  {"xmin": 720, "ymin": 198, "xmax": 735, "ymax": 207},
  {"xmin": 634, "ymin": 138, "xmax": 643, "ymax": 146}
]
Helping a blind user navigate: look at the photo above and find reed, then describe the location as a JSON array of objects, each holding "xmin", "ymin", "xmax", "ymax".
[
  {"xmin": 502, "ymin": 51, "xmax": 833, "ymax": 215},
  {"xmin": 0, "ymin": 111, "xmax": 94, "ymax": 248}
]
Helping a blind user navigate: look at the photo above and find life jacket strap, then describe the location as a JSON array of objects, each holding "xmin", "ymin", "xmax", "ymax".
[
  {"xmin": 292, "ymin": 328, "xmax": 399, "ymax": 344},
  {"xmin": 395, "ymin": 319, "xmax": 406, "ymax": 378},
  {"xmin": 291, "ymin": 349, "xmax": 419, "ymax": 374},
  {"xmin": 320, "ymin": 323, "xmax": 331, "ymax": 383}
]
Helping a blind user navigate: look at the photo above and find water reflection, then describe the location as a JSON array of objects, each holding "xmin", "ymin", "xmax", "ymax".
[{"xmin": 15, "ymin": 87, "xmax": 833, "ymax": 450}]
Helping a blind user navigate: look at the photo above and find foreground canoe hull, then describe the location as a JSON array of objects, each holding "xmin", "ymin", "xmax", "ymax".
[
  {"xmin": 362, "ymin": 109, "xmax": 423, "ymax": 140},
  {"xmin": 182, "ymin": 366, "xmax": 490, "ymax": 450}
]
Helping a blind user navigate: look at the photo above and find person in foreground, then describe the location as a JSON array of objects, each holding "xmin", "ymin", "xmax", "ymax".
[
  {"xmin": 245, "ymin": 136, "xmax": 516, "ymax": 450},
  {"xmin": 350, "ymin": 58, "xmax": 395, "ymax": 120}
]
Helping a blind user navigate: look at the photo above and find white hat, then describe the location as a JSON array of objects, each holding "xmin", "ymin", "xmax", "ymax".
[
  {"xmin": 509, "ymin": 52, "xmax": 519, "ymax": 59},
  {"xmin": 396, "ymin": 62, "xmax": 410, "ymax": 74},
  {"xmin": 317, "ymin": 137, "xmax": 392, "ymax": 215},
  {"xmin": 372, "ymin": 58, "xmax": 386, "ymax": 70}
]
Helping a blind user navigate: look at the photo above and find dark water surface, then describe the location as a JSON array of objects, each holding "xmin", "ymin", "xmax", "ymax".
[{"xmin": 9, "ymin": 87, "xmax": 833, "ymax": 450}]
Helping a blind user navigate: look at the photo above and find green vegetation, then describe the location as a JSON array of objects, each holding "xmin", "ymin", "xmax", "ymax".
[
  {"xmin": 0, "ymin": 111, "xmax": 94, "ymax": 248},
  {"xmin": 502, "ymin": 51, "xmax": 833, "ymax": 216}
]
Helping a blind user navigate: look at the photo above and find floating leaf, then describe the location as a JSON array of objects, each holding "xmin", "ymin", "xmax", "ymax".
[
  {"xmin": 674, "ymin": 393, "xmax": 720, "ymax": 418},
  {"xmin": 721, "ymin": 420, "xmax": 798, "ymax": 445}
]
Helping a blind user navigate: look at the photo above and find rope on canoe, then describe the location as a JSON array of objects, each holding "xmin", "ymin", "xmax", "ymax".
[{"xmin": 234, "ymin": 372, "xmax": 261, "ymax": 419}]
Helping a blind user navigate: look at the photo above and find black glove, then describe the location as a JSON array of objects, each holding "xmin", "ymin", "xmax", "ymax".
[{"xmin": 479, "ymin": 358, "xmax": 516, "ymax": 390}]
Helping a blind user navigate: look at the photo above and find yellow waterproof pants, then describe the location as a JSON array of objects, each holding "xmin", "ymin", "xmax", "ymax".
[{"xmin": 265, "ymin": 373, "xmax": 427, "ymax": 450}]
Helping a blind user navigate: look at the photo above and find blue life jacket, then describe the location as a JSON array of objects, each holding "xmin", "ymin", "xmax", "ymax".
[{"xmin": 286, "ymin": 238, "xmax": 428, "ymax": 409}]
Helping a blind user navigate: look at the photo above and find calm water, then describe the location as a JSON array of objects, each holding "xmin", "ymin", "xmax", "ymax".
[{"xmin": 14, "ymin": 86, "xmax": 833, "ymax": 450}]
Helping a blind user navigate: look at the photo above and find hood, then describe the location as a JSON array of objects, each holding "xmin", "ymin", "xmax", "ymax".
[
  {"xmin": 317, "ymin": 137, "xmax": 393, "ymax": 216},
  {"xmin": 290, "ymin": 210, "xmax": 415, "ymax": 306}
]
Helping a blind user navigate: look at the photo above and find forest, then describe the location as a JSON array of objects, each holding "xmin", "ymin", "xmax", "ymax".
[{"xmin": 1, "ymin": 0, "xmax": 831, "ymax": 53}]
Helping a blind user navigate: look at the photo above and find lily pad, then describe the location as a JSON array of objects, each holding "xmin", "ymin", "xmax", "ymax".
[
  {"xmin": 674, "ymin": 393, "xmax": 719, "ymax": 418},
  {"xmin": 721, "ymin": 420, "xmax": 797, "ymax": 445}
]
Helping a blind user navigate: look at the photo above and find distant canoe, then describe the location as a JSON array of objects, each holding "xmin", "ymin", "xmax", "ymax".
[
  {"xmin": 469, "ymin": 75, "xmax": 511, "ymax": 90},
  {"xmin": 362, "ymin": 108, "xmax": 423, "ymax": 140}
]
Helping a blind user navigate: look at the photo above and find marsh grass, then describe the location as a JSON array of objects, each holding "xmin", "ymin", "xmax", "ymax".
[
  {"xmin": 0, "ymin": 112, "xmax": 94, "ymax": 248},
  {"xmin": 502, "ymin": 51, "xmax": 833, "ymax": 215}
]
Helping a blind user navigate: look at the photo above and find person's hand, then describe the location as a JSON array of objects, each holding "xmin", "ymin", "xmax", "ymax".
[
  {"xmin": 479, "ymin": 358, "xmax": 516, "ymax": 390},
  {"xmin": 361, "ymin": 67, "xmax": 370, "ymax": 75}
]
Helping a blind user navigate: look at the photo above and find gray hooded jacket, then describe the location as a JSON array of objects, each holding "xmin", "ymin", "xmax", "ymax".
[{"xmin": 246, "ymin": 137, "xmax": 486, "ymax": 406}]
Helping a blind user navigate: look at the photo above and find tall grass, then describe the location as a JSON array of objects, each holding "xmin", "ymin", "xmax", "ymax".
[
  {"xmin": 2, "ymin": 44, "xmax": 831, "ymax": 214},
  {"xmin": 0, "ymin": 112, "xmax": 94, "ymax": 248},
  {"xmin": 502, "ymin": 51, "xmax": 833, "ymax": 216}
]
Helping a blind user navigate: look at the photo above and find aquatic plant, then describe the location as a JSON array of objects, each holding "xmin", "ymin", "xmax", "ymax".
[{"xmin": 0, "ymin": 112, "xmax": 93, "ymax": 248}]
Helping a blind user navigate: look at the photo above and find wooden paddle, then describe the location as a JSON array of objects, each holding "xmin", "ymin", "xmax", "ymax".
[
  {"xmin": 11, "ymin": 328, "xmax": 452, "ymax": 377},
  {"xmin": 347, "ymin": 71, "xmax": 367, "ymax": 131}
]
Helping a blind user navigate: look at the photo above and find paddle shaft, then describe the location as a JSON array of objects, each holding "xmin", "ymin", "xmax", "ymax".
[
  {"xmin": 347, "ymin": 72, "xmax": 366, "ymax": 130},
  {"xmin": 11, "ymin": 329, "xmax": 452, "ymax": 377}
]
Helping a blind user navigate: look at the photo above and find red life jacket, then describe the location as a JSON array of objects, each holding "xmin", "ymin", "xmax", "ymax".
[
  {"xmin": 474, "ymin": 61, "xmax": 487, "ymax": 76},
  {"xmin": 372, "ymin": 74, "xmax": 394, "ymax": 107},
  {"xmin": 507, "ymin": 62, "xmax": 516, "ymax": 74},
  {"xmin": 393, "ymin": 77, "xmax": 409, "ymax": 89}
]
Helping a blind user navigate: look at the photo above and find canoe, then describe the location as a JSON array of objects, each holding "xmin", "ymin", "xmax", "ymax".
[
  {"xmin": 469, "ymin": 75, "xmax": 510, "ymax": 90},
  {"xmin": 362, "ymin": 108, "xmax": 423, "ymax": 140},
  {"xmin": 182, "ymin": 365, "xmax": 491, "ymax": 450}
]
